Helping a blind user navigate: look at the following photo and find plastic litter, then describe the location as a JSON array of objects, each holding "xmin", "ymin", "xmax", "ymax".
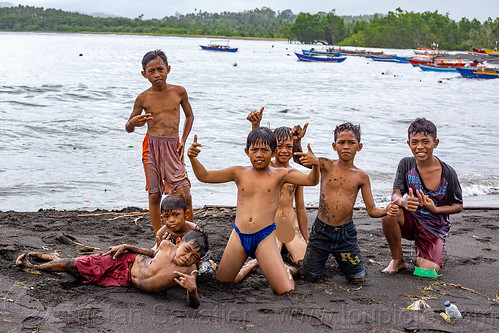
[
  {"xmin": 440, "ymin": 312, "xmax": 451, "ymax": 323},
  {"xmin": 413, "ymin": 266, "xmax": 442, "ymax": 277},
  {"xmin": 407, "ymin": 299, "xmax": 430, "ymax": 310},
  {"xmin": 444, "ymin": 300, "xmax": 462, "ymax": 319}
]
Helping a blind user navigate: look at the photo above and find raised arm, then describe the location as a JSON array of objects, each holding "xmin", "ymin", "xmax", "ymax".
[
  {"xmin": 126, "ymin": 94, "xmax": 153, "ymax": 133},
  {"xmin": 291, "ymin": 123, "xmax": 308, "ymax": 166},
  {"xmin": 246, "ymin": 107, "xmax": 264, "ymax": 131},
  {"xmin": 294, "ymin": 186, "xmax": 309, "ymax": 242},
  {"xmin": 360, "ymin": 173, "xmax": 398, "ymax": 218},
  {"xmin": 187, "ymin": 135, "xmax": 237, "ymax": 183},
  {"xmin": 178, "ymin": 87, "xmax": 194, "ymax": 159}
]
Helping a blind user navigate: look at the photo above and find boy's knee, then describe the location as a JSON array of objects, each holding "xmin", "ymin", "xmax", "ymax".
[
  {"xmin": 148, "ymin": 192, "xmax": 161, "ymax": 205},
  {"xmin": 272, "ymin": 281, "xmax": 294, "ymax": 295}
]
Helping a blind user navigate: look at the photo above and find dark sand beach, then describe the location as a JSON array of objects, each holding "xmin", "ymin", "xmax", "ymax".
[{"xmin": 1, "ymin": 207, "xmax": 497, "ymax": 332}]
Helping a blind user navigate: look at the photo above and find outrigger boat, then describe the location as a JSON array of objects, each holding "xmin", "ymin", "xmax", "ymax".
[
  {"xmin": 200, "ymin": 40, "xmax": 238, "ymax": 52},
  {"xmin": 295, "ymin": 52, "xmax": 346, "ymax": 62},
  {"xmin": 456, "ymin": 67, "xmax": 499, "ymax": 79},
  {"xmin": 419, "ymin": 64, "xmax": 458, "ymax": 73},
  {"xmin": 302, "ymin": 48, "xmax": 341, "ymax": 56}
]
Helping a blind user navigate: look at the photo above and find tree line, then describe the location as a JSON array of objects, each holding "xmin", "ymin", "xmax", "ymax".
[{"xmin": 0, "ymin": 5, "xmax": 497, "ymax": 49}]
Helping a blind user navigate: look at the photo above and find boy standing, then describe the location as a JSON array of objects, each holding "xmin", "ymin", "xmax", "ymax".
[
  {"xmin": 188, "ymin": 127, "xmax": 319, "ymax": 294},
  {"xmin": 126, "ymin": 49, "xmax": 194, "ymax": 236},
  {"xmin": 381, "ymin": 118, "xmax": 463, "ymax": 274},
  {"xmin": 16, "ymin": 229, "xmax": 209, "ymax": 308},
  {"xmin": 293, "ymin": 123, "xmax": 398, "ymax": 282}
]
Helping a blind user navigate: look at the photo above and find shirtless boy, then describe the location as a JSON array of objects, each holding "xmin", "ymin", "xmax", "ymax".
[
  {"xmin": 381, "ymin": 118, "xmax": 463, "ymax": 274},
  {"xmin": 16, "ymin": 229, "xmax": 208, "ymax": 308},
  {"xmin": 126, "ymin": 49, "xmax": 194, "ymax": 236},
  {"xmin": 293, "ymin": 122, "xmax": 398, "ymax": 282},
  {"xmin": 188, "ymin": 126, "xmax": 319, "ymax": 294},
  {"xmin": 155, "ymin": 194, "xmax": 216, "ymax": 282},
  {"xmin": 236, "ymin": 108, "xmax": 309, "ymax": 282}
]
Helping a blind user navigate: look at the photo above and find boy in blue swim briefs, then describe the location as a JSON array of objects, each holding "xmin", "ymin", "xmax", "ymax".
[
  {"xmin": 187, "ymin": 124, "xmax": 319, "ymax": 294},
  {"xmin": 293, "ymin": 122, "xmax": 399, "ymax": 282},
  {"xmin": 126, "ymin": 49, "xmax": 194, "ymax": 236}
]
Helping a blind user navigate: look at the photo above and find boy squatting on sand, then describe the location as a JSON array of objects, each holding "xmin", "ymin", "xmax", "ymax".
[
  {"xmin": 188, "ymin": 126, "xmax": 319, "ymax": 294},
  {"xmin": 16, "ymin": 229, "xmax": 209, "ymax": 308},
  {"xmin": 293, "ymin": 122, "xmax": 398, "ymax": 282},
  {"xmin": 126, "ymin": 49, "xmax": 194, "ymax": 236},
  {"xmin": 155, "ymin": 194, "xmax": 217, "ymax": 282},
  {"xmin": 381, "ymin": 118, "xmax": 463, "ymax": 274},
  {"xmin": 236, "ymin": 107, "xmax": 309, "ymax": 282}
]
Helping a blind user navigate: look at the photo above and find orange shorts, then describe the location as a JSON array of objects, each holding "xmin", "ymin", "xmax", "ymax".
[{"xmin": 142, "ymin": 134, "xmax": 190, "ymax": 194}]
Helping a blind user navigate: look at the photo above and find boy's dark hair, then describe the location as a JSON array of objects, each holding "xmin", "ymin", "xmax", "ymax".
[
  {"xmin": 161, "ymin": 195, "xmax": 186, "ymax": 212},
  {"xmin": 334, "ymin": 122, "xmax": 361, "ymax": 142},
  {"xmin": 142, "ymin": 49, "xmax": 168, "ymax": 71},
  {"xmin": 246, "ymin": 127, "xmax": 277, "ymax": 152},
  {"xmin": 181, "ymin": 229, "xmax": 209, "ymax": 256},
  {"xmin": 273, "ymin": 126, "xmax": 292, "ymax": 143},
  {"xmin": 408, "ymin": 118, "xmax": 437, "ymax": 140}
]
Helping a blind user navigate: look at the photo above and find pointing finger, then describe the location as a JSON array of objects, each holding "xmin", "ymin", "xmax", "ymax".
[
  {"xmin": 408, "ymin": 188, "xmax": 414, "ymax": 197},
  {"xmin": 193, "ymin": 134, "xmax": 198, "ymax": 144},
  {"xmin": 307, "ymin": 143, "xmax": 313, "ymax": 153},
  {"xmin": 259, "ymin": 106, "xmax": 264, "ymax": 116},
  {"xmin": 302, "ymin": 123, "xmax": 309, "ymax": 133}
]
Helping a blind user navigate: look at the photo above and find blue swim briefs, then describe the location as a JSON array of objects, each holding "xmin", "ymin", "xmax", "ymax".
[{"xmin": 233, "ymin": 222, "xmax": 276, "ymax": 258}]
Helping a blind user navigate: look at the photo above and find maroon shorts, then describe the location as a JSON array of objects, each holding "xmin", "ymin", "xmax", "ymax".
[
  {"xmin": 401, "ymin": 209, "xmax": 445, "ymax": 267},
  {"xmin": 142, "ymin": 134, "xmax": 190, "ymax": 194},
  {"xmin": 75, "ymin": 253, "xmax": 137, "ymax": 287}
]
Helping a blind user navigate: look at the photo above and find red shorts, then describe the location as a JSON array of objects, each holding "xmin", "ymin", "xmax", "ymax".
[
  {"xmin": 75, "ymin": 253, "xmax": 137, "ymax": 287},
  {"xmin": 401, "ymin": 209, "xmax": 445, "ymax": 267},
  {"xmin": 142, "ymin": 134, "xmax": 190, "ymax": 195}
]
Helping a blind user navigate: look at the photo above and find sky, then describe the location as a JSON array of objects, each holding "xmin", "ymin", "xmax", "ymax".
[{"xmin": 5, "ymin": 0, "xmax": 499, "ymax": 22}]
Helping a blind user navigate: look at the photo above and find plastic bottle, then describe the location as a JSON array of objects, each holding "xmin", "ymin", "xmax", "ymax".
[{"xmin": 444, "ymin": 300, "xmax": 462, "ymax": 319}]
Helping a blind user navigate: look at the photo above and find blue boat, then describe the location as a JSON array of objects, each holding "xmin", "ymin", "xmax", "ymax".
[
  {"xmin": 419, "ymin": 64, "xmax": 458, "ymax": 73},
  {"xmin": 371, "ymin": 55, "xmax": 408, "ymax": 63},
  {"xmin": 302, "ymin": 49, "xmax": 341, "ymax": 57},
  {"xmin": 456, "ymin": 67, "xmax": 499, "ymax": 79},
  {"xmin": 295, "ymin": 52, "xmax": 346, "ymax": 63},
  {"xmin": 391, "ymin": 55, "xmax": 410, "ymax": 63},
  {"xmin": 200, "ymin": 45, "xmax": 238, "ymax": 52},
  {"xmin": 200, "ymin": 41, "xmax": 238, "ymax": 52}
]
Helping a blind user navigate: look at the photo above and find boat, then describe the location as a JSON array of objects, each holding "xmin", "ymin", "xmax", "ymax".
[
  {"xmin": 200, "ymin": 41, "xmax": 238, "ymax": 52},
  {"xmin": 456, "ymin": 67, "xmax": 499, "ymax": 79},
  {"xmin": 484, "ymin": 49, "xmax": 499, "ymax": 56},
  {"xmin": 370, "ymin": 55, "xmax": 407, "ymax": 63},
  {"xmin": 472, "ymin": 48, "xmax": 486, "ymax": 54},
  {"xmin": 391, "ymin": 55, "xmax": 410, "ymax": 63},
  {"xmin": 302, "ymin": 49, "xmax": 341, "ymax": 56},
  {"xmin": 370, "ymin": 55, "xmax": 398, "ymax": 62},
  {"xmin": 419, "ymin": 64, "xmax": 458, "ymax": 72},
  {"xmin": 294, "ymin": 52, "xmax": 346, "ymax": 62}
]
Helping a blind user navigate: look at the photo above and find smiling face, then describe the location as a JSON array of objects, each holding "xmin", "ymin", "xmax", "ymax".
[
  {"xmin": 161, "ymin": 208, "xmax": 186, "ymax": 233},
  {"xmin": 332, "ymin": 130, "xmax": 363, "ymax": 161},
  {"xmin": 141, "ymin": 57, "xmax": 170, "ymax": 86},
  {"xmin": 274, "ymin": 138, "xmax": 293, "ymax": 165},
  {"xmin": 172, "ymin": 239, "xmax": 202, "ymax": 267},
  {"xmin": 407, "ymin": 132, "xmax": 439, "ymax": 162},
  {"xmin": 245, "ymin": 141, "xmax": 273, "ymax": 170}
]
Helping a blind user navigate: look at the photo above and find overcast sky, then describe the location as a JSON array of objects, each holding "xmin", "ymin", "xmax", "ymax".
[{"xmin": 7, "ymin": 0, "xmax": 499, "ymax": 22}]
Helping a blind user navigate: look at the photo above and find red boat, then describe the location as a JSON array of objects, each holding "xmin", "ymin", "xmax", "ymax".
[
  {"xmin": 434, "ymin": 59, "xmax": 477, "ymax": 68},
  {"xmin": 408, "ymin": 58, "xmax": 433, "ymax": 67},
  {"xmin": 472, "ymin": 48, "xmax": 486, "ymax": 54}
]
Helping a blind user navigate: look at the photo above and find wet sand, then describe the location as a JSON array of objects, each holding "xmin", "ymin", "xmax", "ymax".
[{"xmin": 1, "ymin": 207, "xmax": 497, "ymax": 332}]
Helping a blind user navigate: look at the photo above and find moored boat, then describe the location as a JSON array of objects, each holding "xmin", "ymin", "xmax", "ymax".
[
  {"xmin": 419, "ymin": 64, "xmax": 458, "ymax": 72},
  {"xmin": 302, "ymin": 49, "xmax": 341, "ymax": 56},
  {"xmin": 295, "ymin": 52, "xmax": 346, "ymax": 62},
  {"xmin": 484, "ymin": 49, "xmax": 499, "ymax": 56},
  {"xmin": 200, "ymin": 40, "xmax": 238, "ymax": 52},
  {"xmin": 456, "ymin": 67, "xmax": 499, "ymax": 79}
]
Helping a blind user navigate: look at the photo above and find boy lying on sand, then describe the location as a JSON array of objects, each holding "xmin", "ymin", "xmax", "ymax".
[{"xmin": 16, "ymin": 229, "xmax": 208, "ymax": 308}]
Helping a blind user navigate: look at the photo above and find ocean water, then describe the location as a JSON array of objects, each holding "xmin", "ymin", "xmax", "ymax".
[{"xmin": 0, "ymin": 32, "xmax": 498, "ymax": 211}]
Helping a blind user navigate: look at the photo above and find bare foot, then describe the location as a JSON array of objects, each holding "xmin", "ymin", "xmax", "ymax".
[
  {"xmin": 15, "ymin": 253, "xmax": 32, "ymax": 268},
  {"xmin": 28, "ymin": 252, "xmax": 60, "ymax": 262},
  {"xmin": 382, "ymin": 259, "xmax": 405, "ymax": 273}
]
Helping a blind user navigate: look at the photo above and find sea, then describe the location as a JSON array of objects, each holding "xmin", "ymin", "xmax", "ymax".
[{"xmin": 0, "ymin": 32, "xmax": 498, "ymax": 211}]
